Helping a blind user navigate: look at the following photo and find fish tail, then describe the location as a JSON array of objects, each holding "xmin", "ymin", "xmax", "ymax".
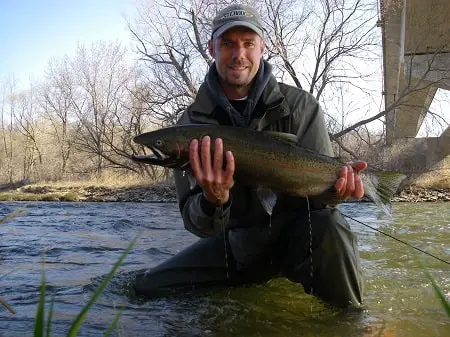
[{"xmin": 362, "ymin": 171, "xmax": 407, "ymax": 216}]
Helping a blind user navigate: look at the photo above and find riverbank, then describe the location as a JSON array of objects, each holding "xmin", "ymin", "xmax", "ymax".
[
  {"xmin": 0, "ymin": 181, "xmax": 448, "ymax": 202},
  {"xmin": 0, "ymin": 181, "xmax": 177, "ymax": 203}
]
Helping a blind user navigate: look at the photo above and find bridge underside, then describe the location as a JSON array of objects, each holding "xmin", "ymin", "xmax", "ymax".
[
  {"xmin": 381, "ymin": 0, "xmax": 449, "ymax": 185},
  {"xmin": 382, "ymin": 0, "xmax": 450, "ymax": 140}
]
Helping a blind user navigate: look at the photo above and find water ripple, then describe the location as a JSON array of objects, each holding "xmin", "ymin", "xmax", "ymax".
[{"xmin": 1, "ymin": 201, "xmax": 449, "ymax": 336}]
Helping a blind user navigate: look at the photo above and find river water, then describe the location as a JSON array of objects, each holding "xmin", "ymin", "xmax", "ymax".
[{"xmin": 0, "ymin": 201, "xmax": 449, "ymax": 337}]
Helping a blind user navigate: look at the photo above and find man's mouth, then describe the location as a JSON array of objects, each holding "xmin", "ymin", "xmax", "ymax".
[{"xmin": 228, "ymin": 64, "xmax": 249, "ymax": 71}]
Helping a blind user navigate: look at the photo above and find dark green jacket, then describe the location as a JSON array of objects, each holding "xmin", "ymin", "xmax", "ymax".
[{"xmin": 174, "ymin": 67, "xmax": 333, "ymax": 265}]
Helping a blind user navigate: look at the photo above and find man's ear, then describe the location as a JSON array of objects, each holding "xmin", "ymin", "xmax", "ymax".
[
  {"xmin": 260, "ymin": 38, "xmax": 265, "ymax": 55},
  {"xmin": 208, "ymin": 40, "xmax": 215, "ymax": 58}
]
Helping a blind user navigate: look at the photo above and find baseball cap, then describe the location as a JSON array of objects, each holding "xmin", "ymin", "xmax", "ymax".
[{"xmin": 211, "ymin": 4, "xmax": 264, "ymax": 39}]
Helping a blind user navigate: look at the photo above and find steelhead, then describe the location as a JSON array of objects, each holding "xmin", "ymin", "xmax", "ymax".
[{"xmin": 132, "ymin": 124, "xmax": 406, "ymax": 215}]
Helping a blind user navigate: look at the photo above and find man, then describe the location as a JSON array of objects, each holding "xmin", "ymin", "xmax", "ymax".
[{"xmin": 134, "ymin": 4, "xmax": 366, "ymax": 308}]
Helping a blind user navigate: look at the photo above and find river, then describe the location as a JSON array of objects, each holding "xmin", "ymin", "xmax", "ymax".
[{"xmin": 0, "ymin": 201, "xmax": 449, "ymax": 336}]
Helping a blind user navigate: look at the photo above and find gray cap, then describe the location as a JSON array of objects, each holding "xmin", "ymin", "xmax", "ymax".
[{"xmin": 211, "ymin": 4, "xmax": 264, "ymax": 39}]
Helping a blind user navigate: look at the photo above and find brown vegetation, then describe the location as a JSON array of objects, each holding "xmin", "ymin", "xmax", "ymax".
[
  {"xmin": 0, "ymin": 176, "xmax": 448, "ymax": 203},
  {"xmin": 0, "ymin": 173, "xmax": 177, "ymax": 202}
]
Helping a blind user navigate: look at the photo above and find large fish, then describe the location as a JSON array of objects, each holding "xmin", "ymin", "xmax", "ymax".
[{"xmin": 132, "ymin": 124, "xmax": 406, "ymax": 215}]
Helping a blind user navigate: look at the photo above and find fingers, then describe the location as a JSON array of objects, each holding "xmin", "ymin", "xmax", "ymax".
[
  {"xmin": 200, "ymin": 136, "xmax": 212, "ymax": 176},
  {"xmin": 336, "ymin": 166, "xmax": 346, "ymax": 197},
  {"xmin": 189, "ymin": 139, "xmax": 202, "ymax": 180},
  {"xmin": 351, "ymin": 161, "xmax": 366, "ymax": 199},
  {"xmin": 354, "ymin": 174, "xmax": 364, "ymax": 199},
  {"xmin": 213, "ymin": 138, "xmax": 223, "ymax": 172},
  {"xmin": 336, "ymin": 162, "xmax": 366, "ymax": 200},
  {"xmin": 336, "ymin": 165, "xmax": 350, "ymax": 199},
  {"xmin": 345, "ymin": 165, "xmax": 355, "ymax": 199},
  {"xmin": 188, "ymin": 136, "xmax": 235, "ymax": 205},
  {"xmin": 352, "ymin": 160, "xmax": 367, "ymax": 173},
  {"xmin": 334, "ymin": 166, "xmax": 347, "ymax": 199},
  {"xmin": 223, "ymin": 150, "xmax": 235, "ymax": 184}
]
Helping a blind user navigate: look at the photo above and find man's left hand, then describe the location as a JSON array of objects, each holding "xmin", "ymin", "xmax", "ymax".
[{"xmin": 335, "ymin": 161, "xmax": 367, "ymax": 200}]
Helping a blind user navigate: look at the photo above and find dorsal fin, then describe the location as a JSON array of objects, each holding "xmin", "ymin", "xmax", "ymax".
[{"xmin": 267, "ymin": 131, "xmax": 298, "ymax": 144}]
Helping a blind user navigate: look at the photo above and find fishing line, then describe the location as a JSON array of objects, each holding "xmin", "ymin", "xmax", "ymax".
[
  {"xmin": 221, "ymin": 204, "xmax": 230, "ymax": 279},
  {"xmin": 306, "ymin": 196, "xmax": 314, "ymax": 313},
  {"xmin": 342, "ymin": 213, "xmax": 450, "ymax": 266},
  {"xmin": 306, "ymin": 196, "xmax": 314, "ymax": 295}
]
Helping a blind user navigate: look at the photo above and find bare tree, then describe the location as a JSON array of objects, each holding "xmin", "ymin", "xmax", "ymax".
[
  {"xmin": 129, "ymin": 0, "xmax": 231, "ymax": 126},
  {"xmin": 13, "ymin": 87, "xmax": 44, "ymax": 180},
  {"xmin": 0, "ymin": 0, "xmax": 446, "ymax": 184},
  {"xmin": 0, "ymin": 79, "xmax": 16, "ymax": 183},
  {"xmin": 131, "ymin": 0, "xmax": 381, "ymax": 131},
  {"xmin": 69, "ymin": 41, "xmax": 134, "ymax": 174},
  {"xmin": 39, "ymin": 56, "xmax": 78, "ymax": 179}
]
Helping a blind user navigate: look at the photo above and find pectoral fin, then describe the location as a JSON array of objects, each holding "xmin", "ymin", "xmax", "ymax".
[
  {"xmin": 181, "ymin": 170, "xmax": 197, "ymax": 190},
  {"xmin": 256, "ymin": 186, "xmax": 277, "ymax": 216}
]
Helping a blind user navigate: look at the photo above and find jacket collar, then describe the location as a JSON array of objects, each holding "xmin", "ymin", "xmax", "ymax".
[
  {"xmin": 189, "ymin": 73, "xmax": 291, "ymax": 128},
  {"xmin": 190, "ymin": 82, "xmax": 216, "ymax": 116}
]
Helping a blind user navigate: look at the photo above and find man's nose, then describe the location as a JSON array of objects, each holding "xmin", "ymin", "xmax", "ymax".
[{"xmin": 232, "ymin": 46, "xmax": 245, "ymax": 59}]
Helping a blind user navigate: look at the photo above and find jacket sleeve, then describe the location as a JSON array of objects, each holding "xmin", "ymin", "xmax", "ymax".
[
  {"xmin": 289, "ymin": 89, "xmax": 334, "ymax": 157},
  {"xmin": 174, "ymin": 169, "xmax": 232, "ymax": 237}
]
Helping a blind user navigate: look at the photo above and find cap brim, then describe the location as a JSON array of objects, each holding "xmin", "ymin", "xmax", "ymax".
[{"xmin": 212, "ymin": 21, "xmax": 263, "ymax": 39}]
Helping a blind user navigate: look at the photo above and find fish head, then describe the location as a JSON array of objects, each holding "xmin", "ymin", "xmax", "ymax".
[{"xmin": 132, "ymin": 127, "xmax": 191, "ymax": 169}]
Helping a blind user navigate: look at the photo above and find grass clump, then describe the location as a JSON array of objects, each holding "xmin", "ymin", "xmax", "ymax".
[
  {"xmin": 34, "ymin": 233, "xmax": 139, "ymax": 337},
  {"xmin": 1, "ymin": 208, "xmax": 139, "ymax": 335},
  {"xmin": 33, "ymin": 171, "xmax": 156, "ymax": 189},
  {"xmin": 59, "ymin": 192, "xmax": 80, "ymax": 202},
  {"xmin": 420, "ymin": 264, "xmax": 450, "ymax": 318},
  {"xmin": 0, "ymin": 192, "xmax": 42, "ymax": 201},
  {"xmin": 0, "ymin": 191, "xmax": 81, "ymax": 202}
]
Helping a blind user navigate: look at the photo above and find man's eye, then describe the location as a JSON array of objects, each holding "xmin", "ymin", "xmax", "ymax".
[{"xmin": 245, "ymin": 42, "xmax": 255, "ymax": 48}]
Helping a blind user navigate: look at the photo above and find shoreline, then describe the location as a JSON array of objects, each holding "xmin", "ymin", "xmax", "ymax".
[{"xmin": 0, "ymin": 182, "xmax": 448, "ymax": 203}]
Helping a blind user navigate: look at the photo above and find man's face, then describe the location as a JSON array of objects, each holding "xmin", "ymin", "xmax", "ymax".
[{"xmin": 208, "ymin": 26, "xmax": 265, "ymax": 94}]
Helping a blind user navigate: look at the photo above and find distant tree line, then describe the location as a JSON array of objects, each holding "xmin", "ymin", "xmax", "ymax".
[{"xmin": 0, "ymin": 0, "xmax": 447, "ymax": 184}]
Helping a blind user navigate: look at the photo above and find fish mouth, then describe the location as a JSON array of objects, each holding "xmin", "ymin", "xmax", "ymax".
[
  {"xmin": 148, "ymin": 146, "xmax": 170, "ymax": 161},
  {"xmin": 132, "ymin": 146, "xmax": 190, "ymax": 169},
  {"xmin": 132, "ymin": 146, "xmax": 171, "ymax": 164}
]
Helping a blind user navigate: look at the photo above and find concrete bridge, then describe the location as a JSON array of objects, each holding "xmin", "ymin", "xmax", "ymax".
[{"xmin": 380, "ymin": 0, "xmax": 449, "ymax": 185}]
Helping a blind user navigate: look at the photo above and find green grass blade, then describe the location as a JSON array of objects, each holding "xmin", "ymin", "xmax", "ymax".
[
  {"xmin": 104, "ymin": 308, "xmax": 124, "ymax": 337},
  {"xmin": 0, "ymin": 268, "xmax": 18, "ymax": 280},
  {"xmin": 0, "ymin": 297, "xmax": 16, "ymax": 314},
  {"xmin": 0, "ymin": 209, "xmax": 28, "ymax": 224},
  {"xmin": 45, "ymin": 294, "xmax": 55, "ymax": 337},
  {"xmin": 423, "ymin": 268, "xmax": 450, "ymax": 317},
  {"xmin": 34, "ymin": 271, "xmax": 46, "ymax": 337},
  {"xmin": 417, "ymin": 257, "xmax": 450, "ymax": 318},
  {"xmin": 66, "ymin": 234, "xmax": 139, "ymax": 337}
]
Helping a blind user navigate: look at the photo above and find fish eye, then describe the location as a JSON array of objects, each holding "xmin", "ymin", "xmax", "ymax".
[{"xmin": 156, "ymin": 140, "xmax": 163, "ymax": 146}]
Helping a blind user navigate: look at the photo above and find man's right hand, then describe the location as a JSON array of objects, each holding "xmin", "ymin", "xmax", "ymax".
[{"xmin": 189, "ymin": 136, "xmax": 235, "ymax": 206}]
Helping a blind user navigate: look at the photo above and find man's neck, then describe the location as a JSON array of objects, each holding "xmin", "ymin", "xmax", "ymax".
[{"xmin": 219, "ymin": 79, "xmax": 252, "ymax": 100}]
